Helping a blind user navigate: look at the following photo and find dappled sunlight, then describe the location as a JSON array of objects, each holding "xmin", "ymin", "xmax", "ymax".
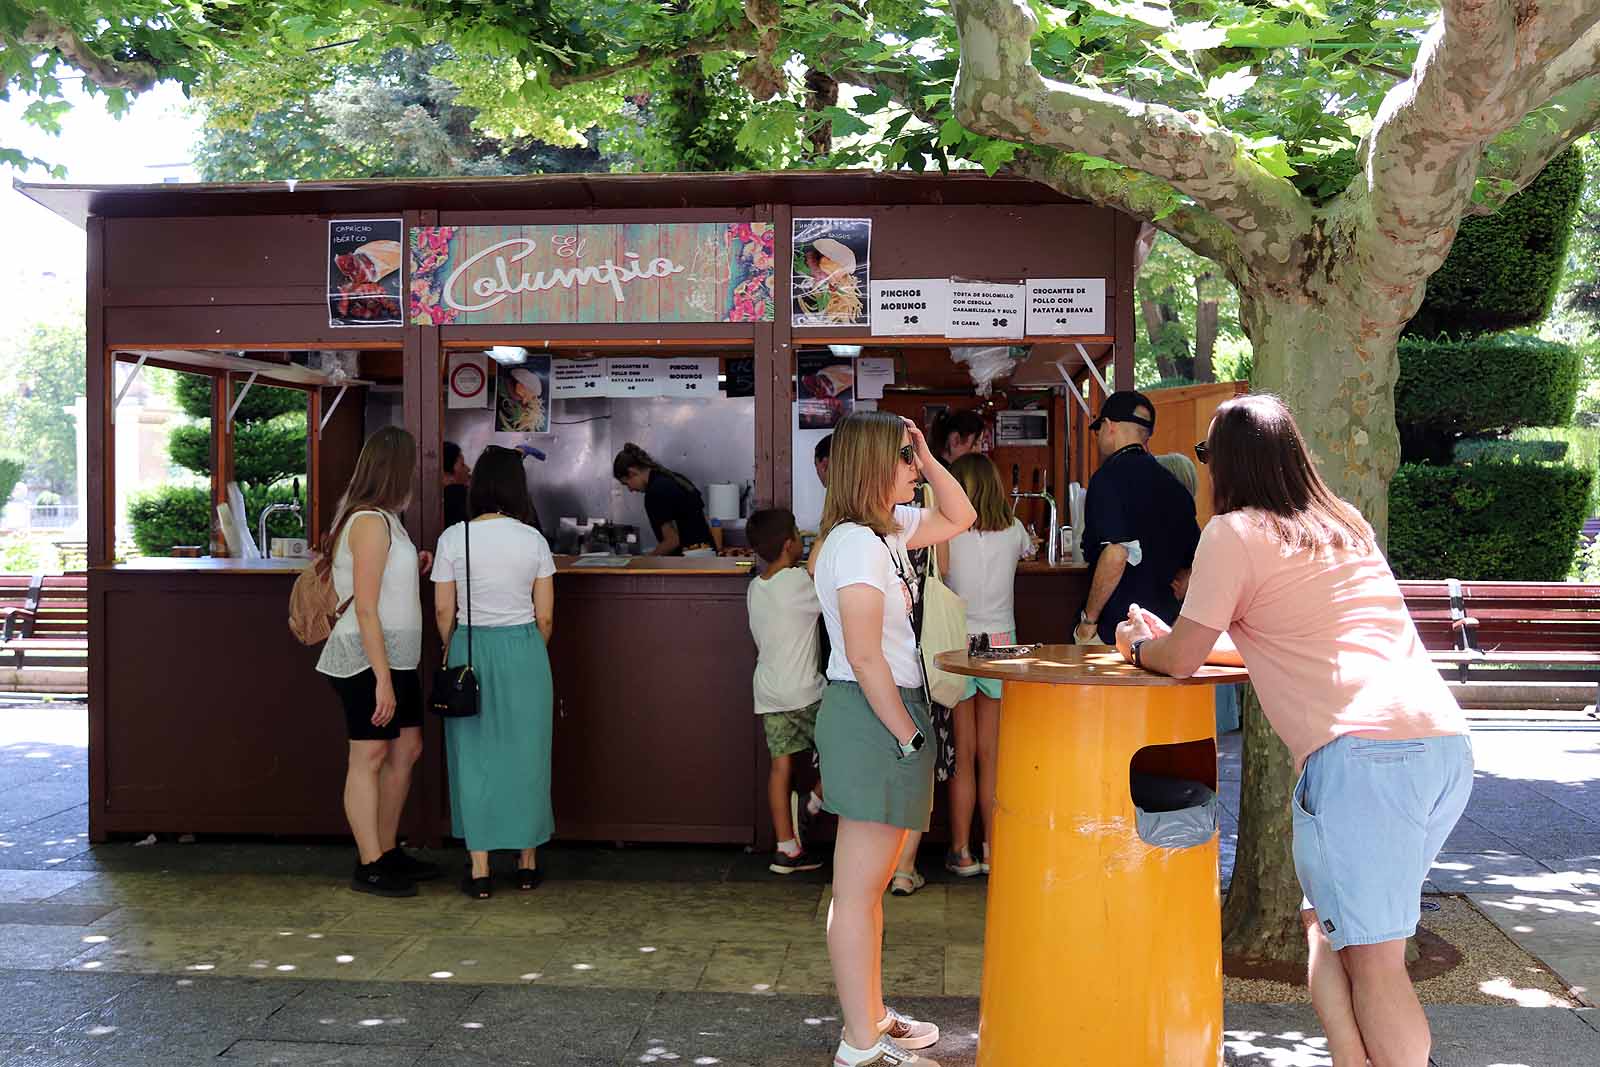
[
  {"xmin": 1476, "ymin": 976, "xmax": 1571, "ymax": 1007},
  {"xmin": 1224, "ymin": 1028, "xmax": 1331, "ymax": 1066}
]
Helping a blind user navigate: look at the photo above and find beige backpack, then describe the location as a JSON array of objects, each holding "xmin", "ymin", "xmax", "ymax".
[{"xmin": 288, "ymin": 557, "xmax": 350, "ymax": 646}]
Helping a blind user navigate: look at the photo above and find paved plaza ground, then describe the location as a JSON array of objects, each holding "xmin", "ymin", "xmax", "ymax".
[{"xmin": 0, "ymin": 697, "xmax": 1598, "ymax": 1065}]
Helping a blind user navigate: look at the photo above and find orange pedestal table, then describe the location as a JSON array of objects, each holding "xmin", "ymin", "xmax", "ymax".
[{"xmin": 936, "ymin": 645, "xmax": 1248, "ymax": 1067}]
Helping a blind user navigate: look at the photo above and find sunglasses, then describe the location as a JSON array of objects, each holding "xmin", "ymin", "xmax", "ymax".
[
  {"xmin": 1194, "ymin": 440, "xmax": 1210, "ymax": 464},
  {"xmin": 898, "ymin": 445, "xmax": 917, "ymax": 466}
]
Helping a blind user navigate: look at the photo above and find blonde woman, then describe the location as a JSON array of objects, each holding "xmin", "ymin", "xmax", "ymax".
[
  {"xmin": 935, "ymin": 453, "xmax": 1032, "ymax": 878},
  {"xmin": 813, "ymin": 410, "xmax": 975, "ymax": 1066},
  {"xmin": 315, "ymin": 427, "xmax": 437, "ymax": 898}
]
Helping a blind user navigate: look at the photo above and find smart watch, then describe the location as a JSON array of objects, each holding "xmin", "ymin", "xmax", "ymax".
[
  {"xmin": 1131, "ymin": 638, "xmax": 1150, "ymax": 670},
  {"xmin": 897, "ymin": 729, "xmax": 926, "ymax": 760}
]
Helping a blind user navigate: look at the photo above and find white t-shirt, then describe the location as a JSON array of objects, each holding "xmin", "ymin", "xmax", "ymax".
[
  {"xmin": 432, "ymin": 517, "xmax": 557, "ymax": 627},
  {"xmin": 746, "ymin": 568, "xmax": 825, "ymax": 715},
  {"xmin": 945, "ymin": 519, "xmax": 1030, "ymax": 635},
  {"xmin": 815, "ymin": 505, "xmax": 924, "ymax": 688}
]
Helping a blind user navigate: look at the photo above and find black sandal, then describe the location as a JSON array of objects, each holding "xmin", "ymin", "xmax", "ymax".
[
  {"xmin": 515, "ymin": 867, "xmax": 543, "ymax": 891},
  {"xmin": 460, "ymin": 874, "xmax": 493, "ymax": 900}
]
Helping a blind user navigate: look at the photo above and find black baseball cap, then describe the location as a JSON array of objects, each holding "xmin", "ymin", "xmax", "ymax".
[{"xmin": 1089, "ymin": 390, "xmax": 1155, "ymax": 432}]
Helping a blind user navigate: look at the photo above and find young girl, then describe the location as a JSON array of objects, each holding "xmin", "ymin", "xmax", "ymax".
[
  {"xmin": 316, "ymin": 427, "xmax": 437, "ymax": 898},
  {"xmin": 936, "ymin": 453, "xmax": 1032, "ymax": 877},
  {"xmin": 812, "ymin": 410, "xmax": 975, "ymax": 1066}
]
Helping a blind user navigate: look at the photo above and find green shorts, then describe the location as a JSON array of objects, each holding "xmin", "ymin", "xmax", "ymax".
[
  {"xmin": 960, "ymin": 676, "xmax": 1004, "ymax": 701},
  {"xmin": 762, "ymin": 701, "xmax": 821, "ymax": 758},
  {"xmin": 814, "ymin": 679, "xmax": 934, "ymax": 832}
]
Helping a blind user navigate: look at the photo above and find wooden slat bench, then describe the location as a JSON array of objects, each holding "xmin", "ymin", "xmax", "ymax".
[
  {"xmin": 0, "ymin": 573, "xmax": 89, "ymax": 669},
  {"xmin": 1399, "ymin": 579, "xmax": 1600, "ymax": 708}
]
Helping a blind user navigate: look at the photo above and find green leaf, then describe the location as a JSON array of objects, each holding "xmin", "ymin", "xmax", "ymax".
[
  {"xmin": 1205, "ymin": 69, "xmax": 1258, "ymax": 100},
  {"xmin": 1251, "ymin": 142, "xmax": 1297, "ymax": 178},
  {"xmin": 938, "ymin": 115, "xmax": 965, "ymax": 148},
  {"xmin": 826, "ymin": 107, "xmax": 871, "ymax": 139}
]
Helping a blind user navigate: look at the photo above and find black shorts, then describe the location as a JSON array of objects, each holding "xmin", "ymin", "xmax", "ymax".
[{"xmin": 327, "ymin": 668, "xmax": 424, "ymax": 741}]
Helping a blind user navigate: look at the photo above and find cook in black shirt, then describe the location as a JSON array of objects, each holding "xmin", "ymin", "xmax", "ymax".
[
  {"xmin": 613, "ymin": 442, "xmax": 716, "ymax": 556},
  {"xmin": 1075, "ymin": 390, "xmax": 1201, "ymax": 645},
  {"xmin": 443, "ymin": 440, "xmax": 471, "ymax": 529}
]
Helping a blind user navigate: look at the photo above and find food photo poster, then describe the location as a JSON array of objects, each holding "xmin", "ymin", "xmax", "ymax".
[
  {"xmin": 792, "ymin": 218, "xmax": 871, "ymax": 328},
  {"xmin": 797, "ymin": 350, "xmax": 856, "ymax": 429},
  {"xmin": 496, "ymin": 356, "xmax": 553, "ymax": 434},
  {"xmin": 329, "ymin": 219, "xmax": 404, "ymax": 327}
]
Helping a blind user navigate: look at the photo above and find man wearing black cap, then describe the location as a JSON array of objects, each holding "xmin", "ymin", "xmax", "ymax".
[{"xmin": 1074, "ymin": 390, "xmax": 1200, "ymax": 645}]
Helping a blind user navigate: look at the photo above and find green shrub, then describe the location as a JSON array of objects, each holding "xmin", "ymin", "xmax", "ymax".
[
  {"xmin": 1573, "ymin": 537, "xmax": 1600, "ymax": 583},
  {"xmin": 1406, "ymin": 146, "xmax": 1585, "ymax": 338},
  {"xmin": 0, "ymin": 453, "xmax": 23, "ymax": 512},
  {"xmin": 0, "ymin": 539, "xmax": 41, "ymax": 574},
  {"xmin": 127, "ymin": 484, "xmax": 307, "ymax": 557},
  {"xmin": 1396, "ymin": 334, "xmax": 1582, "ymax": 463},
  {"xmin": 1388, "ymin": 461, "xmax": 1596, "ymax": 580},
  {"xmin": 167, "ymin": 414, "xmax": 307, "ymax": 487},
  {"xmin": 173, "ymin": 374, "xmax": 307, "ymax": 424},
  {"xmin": 1511, "ymin": 426, "xmax": 1600, "ymax": 514}
]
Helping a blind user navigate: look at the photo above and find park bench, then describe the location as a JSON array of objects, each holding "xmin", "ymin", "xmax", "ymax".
[
  {"xmin": 0, "ymin": 573, "xmax": 89, "ymax": 669},
  {"xmin": 1399, "ymin": 579, "xmax": 1600, "ymax": 709}
]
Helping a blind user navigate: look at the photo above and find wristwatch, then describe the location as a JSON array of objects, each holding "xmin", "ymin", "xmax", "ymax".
[
  {"xmin": 896, "ymin": 729, "xmax": 926, "ymax": 760},
  {"xmin": 1131, "ymin": 638, "xmax": 1150, "ymax": 669},
  {"xmin": 1078, "ymin": 610, "xmax": 1098, "ymax": 629}
]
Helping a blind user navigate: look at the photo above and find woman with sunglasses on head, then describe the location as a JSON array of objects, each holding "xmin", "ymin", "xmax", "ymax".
[
  {"xmin": 1118, "ymin": 394, "xmax": 1470, "ymax": 1067},
  {"xmin": 432, "ymin": 446, "xmax": 558, "ymax": 899},
  {"xmin": 811, "ymin": 410, "xmax": 976, "ymax": 1066}
]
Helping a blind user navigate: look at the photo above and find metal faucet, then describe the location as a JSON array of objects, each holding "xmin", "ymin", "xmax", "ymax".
[
  {"xmin": 1010, "ymin": 465, "xmax": 1061, "ymax": 566},
  {"xmin": 259, "ymin": 478, "xmax": 304, "ymax": 557}
]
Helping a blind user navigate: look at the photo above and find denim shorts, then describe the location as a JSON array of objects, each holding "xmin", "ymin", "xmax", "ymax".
[{"xmin": 1292, "ymin": 733, "xmax": 1474, "ymax": 950}]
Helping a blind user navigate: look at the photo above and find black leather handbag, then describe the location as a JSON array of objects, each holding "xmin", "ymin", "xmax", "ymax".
[{"xmin": 429, "ymin": 521, "xmax": 480, "ymax": 718}]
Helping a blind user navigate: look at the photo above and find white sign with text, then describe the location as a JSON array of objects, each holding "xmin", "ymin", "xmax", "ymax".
[
  {"xmin": 552, "ymin": 357, "xmax": 607, "ymax": 399},
  {"xmin": 605, "ymin": 357, "xmax": 661, "ymax": 398},
  {"xmin": 1027, "ymin": 278, "xmax": 1106, "ymax": 335},
  {"xmin": 947, "ymin": 280, "xmax": 1025, "ymax": 339},
  {"xmin": 660, "ymin": 357, "xmax": 720, "ymax": 399},
  {"xmin": 870, "ymin": 279, "xmax": 949, "ymax": 336}
]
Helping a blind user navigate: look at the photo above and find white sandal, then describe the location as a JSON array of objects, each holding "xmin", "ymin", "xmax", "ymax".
[{"xmin": 889, "ymin": 869, "xmax": 925, "ymax": 896}]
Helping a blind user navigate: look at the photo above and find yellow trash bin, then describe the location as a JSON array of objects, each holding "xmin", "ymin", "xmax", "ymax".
[{"xmin": 937, "ymin": 644, "xmax": 1247, "ymax": 1067}]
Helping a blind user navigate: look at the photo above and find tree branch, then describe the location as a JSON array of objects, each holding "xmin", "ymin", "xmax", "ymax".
[
  {"xmin": 21, "ymin": 15, "xmax": 160, "ymax": 92},
  {"xmin": 1465, "ymin": 77, "xmax": 1600, "ymax": 215},
  {"xmin": 1532, "ymin": 26, "xmax": 1600, "ymax": 108},
  {"xmin": 946, "ymin": 0, "xmax": 1310, "ymax": 269},
  {"xmin": 545, "ymin": 25, "xmax": 754, "ymax": 89}
]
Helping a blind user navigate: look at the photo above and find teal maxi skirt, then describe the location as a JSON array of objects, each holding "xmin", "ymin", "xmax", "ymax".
[{"xmin": 444, "ymin": 623, "xmax": 554, "ymax": 852}]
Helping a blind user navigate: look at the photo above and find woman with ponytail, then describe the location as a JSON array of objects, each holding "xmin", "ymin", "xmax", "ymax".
[{"xmin": 613, "ymin": 443, "xmax": 717, "ymax": 557}]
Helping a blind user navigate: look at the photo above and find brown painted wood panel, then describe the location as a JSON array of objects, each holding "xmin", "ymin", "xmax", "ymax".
[{"xmin": 106, "ymin": 304, "xmax": 403, "ymax": 349}]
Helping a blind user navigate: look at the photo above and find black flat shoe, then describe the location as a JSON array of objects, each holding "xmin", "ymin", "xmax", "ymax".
[
  {"xmin": 515, "ymin": 867, "xmax": 543, "ymax": 891},
  {"xmin": 460, "ymin": 874, "xmax": 493, "ymax": 900},
  {"xmin": 381, "ymin": 847, "xmax": 441, "ymax": 882}
]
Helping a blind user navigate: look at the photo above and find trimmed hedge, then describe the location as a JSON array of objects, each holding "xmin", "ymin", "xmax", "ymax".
[
  {"xmin": 127, "ymin": 483, "xmax": 306, "ymax": 557},
  {"xmin": 0, "ymin": 453, "xmax": 23, "ymax": 513},
  {"xmin": 1395, "ymin": 334, "xmax": 1582, "ymax": 463},
  {"xmin": 1454, "ymin": 438, "xmax": 1569, "ymax": 463},
  {"xmin": 1293, "ymin": 146, "xmax": 1584, "ymax": 338},
  {"xmin": 173, "ymin": 374, "xmax": 307, "ymax": 424},
  {"xmin": 1407, "ymin": 146, "xmax": 1585, "ymax": 338},
  {"xmin": 1388, "ymin": 461, "xmax": 1596, "ymax": 581},
  {"xmin": 167, "ymin": 415, "xmax": 308, "ymax": 486}
]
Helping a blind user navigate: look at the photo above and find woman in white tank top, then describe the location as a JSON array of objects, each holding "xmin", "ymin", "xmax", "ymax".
[{"xmin": 314, "ymin": 427, "xmax": 438, "ymax": 898}]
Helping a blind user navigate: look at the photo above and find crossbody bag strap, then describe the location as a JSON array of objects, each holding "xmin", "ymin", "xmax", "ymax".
[{"xmin": 464, "ymin": 521, "xmax": 473, "ymax": 669}]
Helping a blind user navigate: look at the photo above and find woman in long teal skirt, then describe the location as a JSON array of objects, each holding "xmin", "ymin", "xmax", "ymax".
[{"xmin": 431, "ymin": 446, "xmax": 557, "ymax": 899}]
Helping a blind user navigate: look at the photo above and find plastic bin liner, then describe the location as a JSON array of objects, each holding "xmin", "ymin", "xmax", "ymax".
[{"xmin": 1131, "ymin": 773, "xmax": 1219, "ymax": 849}]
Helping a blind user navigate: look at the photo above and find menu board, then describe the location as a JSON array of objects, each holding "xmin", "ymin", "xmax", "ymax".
[
  {"xmin": 660, "ymin": 357, "xmax": 719, "ymax": 398},
  {"xmin": 552, "ymin": 357, "xmax": 607, "ymax": 399},
  {"xmin": 1027, "ymin": 278, "xmax": 1107, "ymax": 335},
  {"xmin": 947, "ymin": 281, "xmax": 1025, "ymax": 340},
  {"xmin": 869, "ymin": 279, "xmax": 949, "ymax": 336},
  {"xmin": 605, "ymin": 357, "xmax": 660, "ymax": 398},
  {"xmin": 329, "ymin": 219, "xmax": 404, "ymax": 327}
]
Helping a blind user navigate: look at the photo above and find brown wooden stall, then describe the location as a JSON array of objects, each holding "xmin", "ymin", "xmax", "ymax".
[{"xmin": 19, "ymin": 172, "xmax": 1139, "ymax": 846}]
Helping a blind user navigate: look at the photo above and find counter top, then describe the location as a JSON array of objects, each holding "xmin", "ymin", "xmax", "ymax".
[
  {"xmin": 936, "ymin": 645, "xmax": 1247, "ymax": 687},
  {"xmin": 554, "ymin": 555, "xmax": 758, "ymax": 576},
  {"xmin": 1017, "ymin": 560, "xmax": 1088, "ymax": 574},
  {"xmin": 95, "ymin": 557, "xmax": 311, "ymax": 574}
]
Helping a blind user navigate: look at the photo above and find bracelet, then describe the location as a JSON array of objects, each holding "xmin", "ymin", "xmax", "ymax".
[{"xmin": 1131, "ymin": 638, "xmax": 1149, "ymax": 669}]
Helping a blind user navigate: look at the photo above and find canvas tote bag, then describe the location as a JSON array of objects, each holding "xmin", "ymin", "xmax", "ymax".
[{"xmin": 919, "ymin": 544, "xmax": 969, "ymax": 708}]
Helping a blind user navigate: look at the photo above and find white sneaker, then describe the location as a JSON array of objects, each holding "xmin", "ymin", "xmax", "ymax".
[
  {"xmin": 878, "ymin": 1006, "xmax": 939, "ymax": 1049},
  {"xmin": 834, "ymin": 1035, "xmax": 940, "ymax": 1066}
]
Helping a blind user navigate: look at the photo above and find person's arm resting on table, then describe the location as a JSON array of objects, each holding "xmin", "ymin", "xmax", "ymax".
[{"xmin": 1117, "ymin": 607, "xmax": 1243, "ymax": 678}]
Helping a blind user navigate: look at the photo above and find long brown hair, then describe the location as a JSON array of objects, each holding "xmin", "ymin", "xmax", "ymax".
[
  {"xmin": 819, "ymin": 411, "xmax": 905, "ymax": 541},
  {"xmin": 951, "ymin": 453, "xmax": 1013, "ymax": 532},
  {"xmin": 321, "ymin": 426, "xmax": 416, "ymax": 569},
  {"xmin": 1208, "ymin": 394, "xmax": 1375, "ymax": 555}
]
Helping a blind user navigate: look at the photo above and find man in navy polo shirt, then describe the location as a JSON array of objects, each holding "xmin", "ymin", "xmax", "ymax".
[{"xmin": 1074, "ymin": 390, "xmax": 1201, "ymax": 645}]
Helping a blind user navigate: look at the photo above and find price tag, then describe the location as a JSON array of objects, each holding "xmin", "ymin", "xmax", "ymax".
[
  {"xmin": 660, "ymin": 357, "xmax": 719, "ymax": 398},
  {"xmin": 552, "ymin": 357, "xmax": 606, "ymax": 399},
  {"xmin": 870, "ymin": 280, "xmax": 949, "ymax": 336},
  {"xmin": 1027, "ymin": 278, "xmax": 1106, "ymax": 335},
  {"xmin": 947, "ymin": 281, "xmax": 1025, "ymax": 339}
]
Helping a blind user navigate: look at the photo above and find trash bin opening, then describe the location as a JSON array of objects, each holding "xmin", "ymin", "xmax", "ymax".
[{"xmin": 1130, "ymin": 740, "xmax": 1219, "ymax": 849}]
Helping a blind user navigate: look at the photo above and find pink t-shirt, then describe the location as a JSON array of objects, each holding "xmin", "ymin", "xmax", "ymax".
[{"xmin": 1180, "ymin": 509, "xmax": 1467, "ymax": 771}]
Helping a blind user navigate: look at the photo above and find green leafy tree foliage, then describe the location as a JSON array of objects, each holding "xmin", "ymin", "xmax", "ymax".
[
  {"xmin": 0, "ymin": 453, "xmax": 24, "ymax": 513},
  {"xmin": 194, "ymin": 46, "xmax": 605, "ymax": 181},
  {"xmin": 0, "ymin": 313, "xmax": 84, "ymax": 494}
]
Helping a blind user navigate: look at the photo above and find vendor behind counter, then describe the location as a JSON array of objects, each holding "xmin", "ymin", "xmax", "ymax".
[{"xmin": 613, "ymin": 443, "xmax": 717, "ymax": 556}]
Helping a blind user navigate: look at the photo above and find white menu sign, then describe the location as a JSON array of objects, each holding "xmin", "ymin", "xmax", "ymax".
[
  {"xmin": 660, "ymin": 357, "xmax": 719, "ymax": 399},
  {"xmin": 1027, "ymin": 278, "xmax": 1106, "ymax": 335},
  {"xmin": 947, "ymin": 280, "xmax": 1025, "ymax": 339},
  {"xmin": 855, "ymin": 357, "xmax": 895, "ymax": 400},
  {"xmin": 605, "ymin": 357, "xmax": 660, "ymax": 398},
  {"xmin": 552, "ymin": 357, "xmax": 606, "ymax": 399},
  {"xmin": 870, "ymin": 279, "xmax": 949, "ymax": 336}
]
